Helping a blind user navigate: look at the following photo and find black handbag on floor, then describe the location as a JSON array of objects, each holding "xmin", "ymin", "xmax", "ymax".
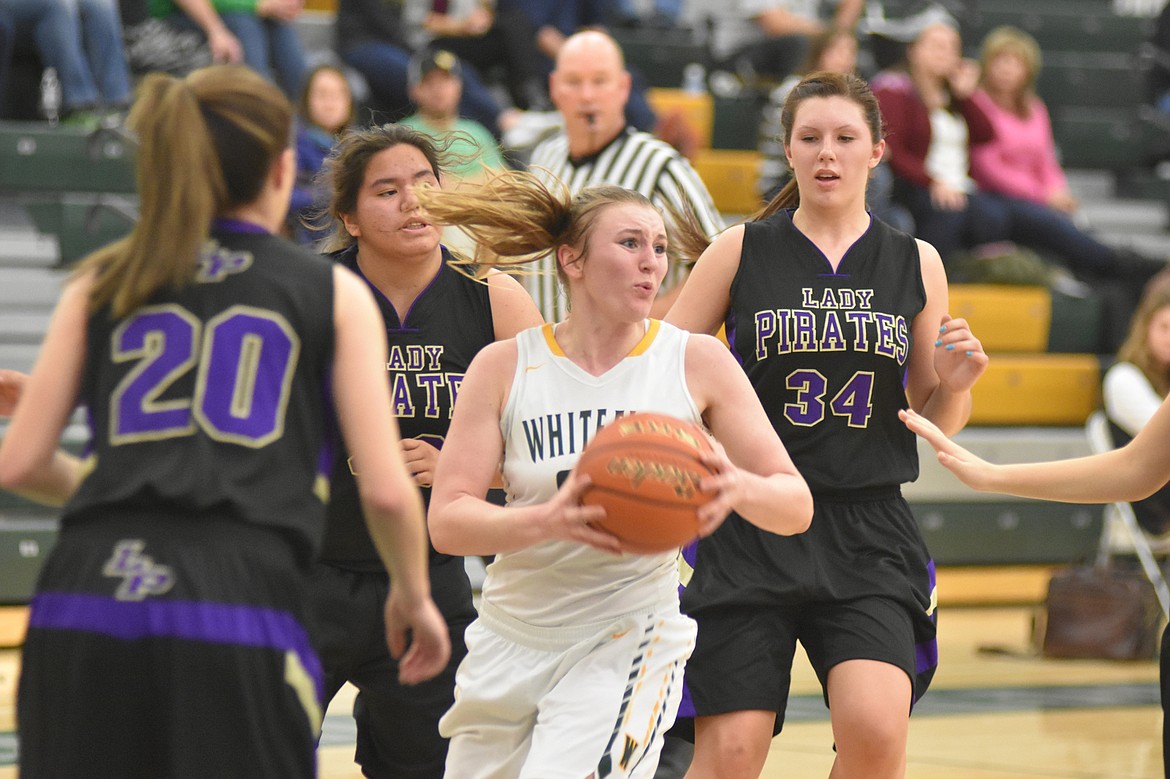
[{"xmin": 1035, "ymin": 565, "xmax": 1163, "ymax": 661}]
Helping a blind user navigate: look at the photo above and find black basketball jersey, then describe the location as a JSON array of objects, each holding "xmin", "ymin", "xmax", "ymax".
[
  {"xmin": 320, "ymin": 246, "xmax": 496, "ymax": 571},
  {"xmin": 728, "ymin": 209, "xmax": 926, "ymax": 492},
  {"xmin": 64, "ymin": 227, "xmax": 337, "ymax": 564}
]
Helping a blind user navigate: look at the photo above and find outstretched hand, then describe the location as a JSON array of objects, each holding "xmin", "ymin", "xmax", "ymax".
[
  {"xmin": 0, "ymin": 370, "xmax": 29, "ymax": 417},
  {"xmin": 900, "ymin": 407, "xmax": 995, "ymax": 491},
  {"xmin": 933, "ymin": 315, "xmax": 988, "ymax": 394}
]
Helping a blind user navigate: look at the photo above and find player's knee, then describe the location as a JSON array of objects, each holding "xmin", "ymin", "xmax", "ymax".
[
  {"xmin": 693, "ymin": 719, "xmax": 771, "ymax": 778},
  {"xmin": 833, "ymin": 717, "xmax": 907, "ymax": 777}
]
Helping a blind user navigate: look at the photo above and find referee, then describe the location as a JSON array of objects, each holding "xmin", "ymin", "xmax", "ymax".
[{"xmin": 526, "ymin": 30, "xmax": 724, "ymax": 322}]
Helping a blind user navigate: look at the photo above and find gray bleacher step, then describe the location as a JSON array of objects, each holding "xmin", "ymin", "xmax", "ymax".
[
  {"xmin": 1065, "ymin": 169, "xmax": 1119, "ymax": 202},
  {"xmin": 0, "ymin": 344, "xmax": 43, "ymax": 374},
  {"xmin": 1118, "ymin": 232, "xmax": 1170, "ymax": 262},
  {"xmin": 0, "ymin": 229, "xmax": 58, "ymax": 266},
  {"xmin": 0, "ymin": 199, "xmax": 58, "ymax": 266},
  {"xmin": 0, "ymin": 266, "xmax": 69, "ymax": 308},
  {"xmin": 1078, "ymin": 198, "xmax": 1168, "ymax": 234},
  {"xmin": 0, "ymin": 312, "xmax": 52, "ymax": 344}
]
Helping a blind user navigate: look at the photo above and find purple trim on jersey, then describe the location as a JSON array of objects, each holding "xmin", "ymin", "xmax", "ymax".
[
  {"xmin": 81, "ymin": 404, "xmax": 95, "ymax": 459},
  {"xmin": 724, "ymin": 309, "xmax": 744, "ymax": 367},
  {"xmin": 345, "ymin": 246, "xmax": 446, "ymax": 332},
  {"xmin": 29, "ymin": 592, "xmax": 324, "ymax": 698},
  {"xmin": 675, "ymin": 539, "xmax": 700, "ymax": 718},
  {"xmin": 913, "ymin": 557, "xmax": 939, "ymax": 703},
  {"xmin": 397, "ymin": 253, "xmax": 446, "ymax": 329},
  {"xmin": 211, "ymin": 218, "xmax": 270, "ymax": 234}
]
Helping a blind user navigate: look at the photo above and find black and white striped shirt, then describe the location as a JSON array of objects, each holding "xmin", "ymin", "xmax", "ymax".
[{"xmin": 526, "ymin": 126, "xmax": 724, "ymax": 320}]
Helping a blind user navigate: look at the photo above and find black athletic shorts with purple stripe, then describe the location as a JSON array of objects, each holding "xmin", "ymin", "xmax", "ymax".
[{"xmin": 18, "ymin": 510, "xmax": 323, "ymax": 779}]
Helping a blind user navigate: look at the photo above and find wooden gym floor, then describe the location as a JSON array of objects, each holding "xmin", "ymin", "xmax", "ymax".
[{"xmin": 0, "ymin": 568, "xmax": 1162, "ymax": 778}]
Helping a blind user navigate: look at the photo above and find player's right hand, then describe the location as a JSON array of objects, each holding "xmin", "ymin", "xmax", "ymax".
[
  {"xmin": 383, "ymin": 592, "xmax": 451, "ymax": 685},
  {"xmin": 547, "ymin": 471, "xmax": 621, "ymax": 554}
]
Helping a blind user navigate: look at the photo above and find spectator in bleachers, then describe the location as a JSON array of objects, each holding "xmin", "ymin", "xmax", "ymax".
[
  {"xmin": 685, "ymin": 0, "xmax": 864, "ymax": 89},
  {"xmin": 525, "ymin": 29, "xmax": 722, "ymax": 322},
  {"xmin": 499, "ymin": 0, "xmax": 658, "ymax": 133},
  {"xmin": 405, "ymin": 0, "xmax": 550, "ymax": 111},
  {"xmin": 872, "ymin": 15, "xmax": 1011, "ymax": 263},
  {"xmin": 288, "ymin": 63, "xmax": 354, "ymax": 245},
  {"xmin": 8, "ymin": 0, "xmax": 134, "ymax": 124},
  {"xmin": 338, "ymin": 0, "xmax": 535, "ymax": 141},
  {"xmin": 609, "ymin": 0, "xmax": 680, "ymax": 30},
  {"xmin": 1103, "ymin": 270, "xmax": 1170, "ymax": 536},
  {"xmin": 401, "ymin": 47, "xmax": 509, "ymax": 256},
  {"xmin": 151, "ymin": 0, "xmax": 306, "ymax": 97},
  {"xmin": 757, "ymin": 26, "xmax": 912, "ymax": 232},
  {"xmin": 401, "ymin": 48, "xmax": 507, "ymax": 182},
  {"xmin": 121, "ymin": 0, "xmax": 243, "ymax": 78},
  {"xmin": 969, "ymin": 26, "xmax": 1164, "ymax": 312}
]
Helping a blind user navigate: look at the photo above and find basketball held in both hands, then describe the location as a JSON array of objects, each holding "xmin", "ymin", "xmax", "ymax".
[{"xmin": 576, "ymin": 412, "xmax": 715, "ymax": 554}]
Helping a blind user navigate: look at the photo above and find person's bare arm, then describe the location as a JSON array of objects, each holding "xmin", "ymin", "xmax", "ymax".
[
  {"xmin": 486, "ymin": 269, "xmax": 545, "ymax": 340},
  {"xmin": 332, "ymin": 267, "xmax": 450, "ymax": 684},
  {"xmin": 686, "ymin": 335, "xmax": 813, "ymax": 536},
  {"xmin": 173, "ymin": 0, "xmax": 243, "ymax": 62},
  {"xmin": 664, "ymin": 225, "xmax": 742, "ymax": 336},
  {"xmin": 0, "ymin": 279, "xmax": 89, "ymax": 506},
  {"xmin": 904, "ymin": 239, "xmax": 987, "ymax": 437},
  {"xmin": 753, "ymin": 6, "xmax": 821, "ymax": 37},
  {"xmin": 902, "ymin": 402, "xmax": 1170, "ymax": 505}
]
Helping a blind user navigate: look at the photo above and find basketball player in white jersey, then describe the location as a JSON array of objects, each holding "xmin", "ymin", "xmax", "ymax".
[{"xmin": 420, "ymin": 173, "xmax": 813, "ymax": 778}]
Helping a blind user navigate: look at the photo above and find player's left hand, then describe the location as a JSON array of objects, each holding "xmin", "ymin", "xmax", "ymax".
[
  {"xmin": 400, "ymin": 438, "xmax": 440, "ymax": 488},
  {"xmin": 695, "ymin": 440, "xmax": 738, "ymax": 537},
  {"xmin": 933, "ymin": 314, "xmax": 988, "ymax": 394},
  {"xmin": 0, "ymin": 369, "xmax": 29, "ymax": 417}
]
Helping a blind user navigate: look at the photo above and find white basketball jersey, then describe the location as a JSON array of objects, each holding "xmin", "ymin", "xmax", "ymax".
[{"xmin": 486, "ymin": 320, "xmax": 702, "ymax": 627}]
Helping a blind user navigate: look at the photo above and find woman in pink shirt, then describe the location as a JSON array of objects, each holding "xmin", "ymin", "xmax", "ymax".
[
  {"xmin": 970, "ymin": 27, "xmax": 1073, "ymax": 211},
  {"xmin": 970, "ymin": 26, "xmax": 1163, "ymax": 294}
]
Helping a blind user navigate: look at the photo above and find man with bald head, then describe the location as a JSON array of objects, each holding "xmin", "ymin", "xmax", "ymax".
[{"xmin": 526, "ymin": 29, "xmax": 723, "ymax": 322}]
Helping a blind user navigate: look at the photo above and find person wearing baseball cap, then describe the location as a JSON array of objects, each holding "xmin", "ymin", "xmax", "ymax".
[{"xmin": 402, "ymin": 47, "xmax": 507, "ymax": 182}]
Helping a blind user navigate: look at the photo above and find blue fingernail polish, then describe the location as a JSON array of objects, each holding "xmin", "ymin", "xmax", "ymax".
[
  {"xmin": 939, "ymin": 325, "xmax": 947, "ymax": 333},
  {"xmin": 966, "ymin": 350, "xmax": 972, "ymax": 356},
  {"xmin": 946, "ymin": 344, "xmax": 954, "ymax": 351},
  {"xmin": 934, "ymin": 339, "xmax": 942, "ymax": 347}
]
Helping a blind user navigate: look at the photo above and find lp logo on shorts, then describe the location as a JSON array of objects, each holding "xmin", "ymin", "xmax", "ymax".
[{"xmin": 103, "ymin": 540, "xmax": 175, "ymax": 601}]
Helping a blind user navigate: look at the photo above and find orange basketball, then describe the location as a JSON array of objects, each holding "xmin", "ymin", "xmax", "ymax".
[{"xmin": 576, "ymin": 412, "xmax": 715, "ymax": 554}]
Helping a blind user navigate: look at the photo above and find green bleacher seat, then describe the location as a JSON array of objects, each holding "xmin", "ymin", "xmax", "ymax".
[
  {"xmin": 711, "ymin": 93, "xmax": 764, "ymax": 150},
  {"xmin": 0, "ymin": 517, "xmax": 59, "ymax": 604},
  {"xmin": 965, "ymin": 3, "xmax": 1154, "ymax": 54},
  {"xmin": 911, "ymin": 500, "xmax": 1101, "ymax": 566},
  {"xmin": 610, "ymin": 27, "xmax": 711, "ymax": 90},
  {"xmin": 1037, "ymin": 51, "xmax": 1143, "ymax": 110},
  {"xmin": 23, "ymin": 194, "xmax": 136, "ymax": 266},
  {"xmin": 1052, "ymin": 105, "xmax": 1146, "ymax": 170},
  {"xmin": 0, "ymin": 121, "xmax": 135, "ymax": 194}
]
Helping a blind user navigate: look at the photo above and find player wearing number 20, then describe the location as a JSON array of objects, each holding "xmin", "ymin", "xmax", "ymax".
[
  {"xmin": 0, "ymin": 65, "xmax": 449, "ymax": 778},
  {"xmin": 666, "ymin": 72, "xmax": 989, "ymax": 778}
]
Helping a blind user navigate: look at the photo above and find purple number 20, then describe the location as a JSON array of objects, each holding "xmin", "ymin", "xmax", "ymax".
[{"xmin": 110, "ymin": 304, "xmax": 299, "ymax": 448}]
